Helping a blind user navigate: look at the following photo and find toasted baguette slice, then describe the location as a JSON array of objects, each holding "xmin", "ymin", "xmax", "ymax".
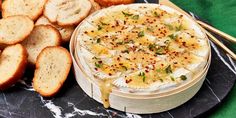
[
  {"xmin": 0, "ymin": 15, "xmax": 34, "ymax": 45},
  {"xmin": 0, "ymin": 44, "xmax": 28, "ymax": 90},
  {"xmin": 2, "ymin": 0, "xmax": 47, "ymax": 21},
  {"xmin": 22, "ymin": 25, "xmax": 61, "ymax": 65},
  {"xmin": 89, "ymin": 0, "xmax": 101, "ymax": 14},
  {"xmin": 44, "ymin": 0, "xmax": 92, "ymax": 26},
  {"xmin": 35, "ymin": 16, "xmax": 75, "ymax": 43},
  {"xmin": 33, "ymin": 46, "xmax": 72, "ymax": 97}
]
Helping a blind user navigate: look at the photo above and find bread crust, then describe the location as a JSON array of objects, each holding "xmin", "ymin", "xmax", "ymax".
[
  {"xmin": 35, "ymin": 16, "xmax": 75, "ymax": 43},
  {"xmin": 33, "ymin": 46, "xmax": 72, "ymax": 97},
  {"xmin": 0, "ymin": 15, "xmax": 34, "ymax": 45},
  {"xmin": 0, "ymin": 44, "xmax": 28, "ymax": 90},
  {"xmin": 2, "ymin": 0, "xmax": 47, "ymax": 21},
  {"xmin": 22, "ymin": 25, "xmax": 61, "ymax": 65},
  {"xmin": 94, "ymin": 0, "xmax": 135, "ymax": 6},
  {"xmin": 44, "ymin": 0, "xmax": 92, "ymax": 26}
]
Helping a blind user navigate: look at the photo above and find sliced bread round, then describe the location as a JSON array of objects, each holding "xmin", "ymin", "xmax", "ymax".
[
  {"xmin": 33, "ymin": 46, "xmax": 72, "ymax": 97},
  {"xmin": 2, "ymin": 0, "xmax": 47, "ymax": 21},
  {"xmin": 0, "ymin": 44, "xmax": 28, "ymax": 90},
  {"xmin": 44, "ymin": 0, "xmax": 92, "ymax": 26},
  {"xmin": 35, "ymin": 16, "xmax": 75, "ymax": 43},
  {"xmin": 0, "ymin": 15, "xmax": 34, "ymax": 45},
  {"xmin": 22, "ymin": 25, "xmax": 61, "ymax": 65}
]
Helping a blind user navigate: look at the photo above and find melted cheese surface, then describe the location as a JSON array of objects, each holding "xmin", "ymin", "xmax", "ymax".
[{"xmin": 76, "ymin": 4, "xmax": 209, "ymax": 94}]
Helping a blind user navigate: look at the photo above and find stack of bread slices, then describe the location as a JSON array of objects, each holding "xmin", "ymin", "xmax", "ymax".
[{"xmin": 0, "ymin": 0, "xmax": 103, "ymax": 97}]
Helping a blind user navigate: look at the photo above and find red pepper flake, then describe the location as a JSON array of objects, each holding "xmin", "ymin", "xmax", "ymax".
[
  {"xmin": 91, "ymin": 30, "xmax": 94, "ymax": 33},
  {"xmin": 161, "ymin": 64, "xmax": 164, "ymax": 66},
  {"xmin": 184, "ymin": 57, "xmax": 188, "ymax": 59},
  {"xmin": 94, "ymin": 68, "xmax": 98, "ymax": 71},
  {"xmin": 109, "ymin": 73, "xmax": 112, "ymax": 76},
  {"xmin": 105, "ymin": 99, "xmax": 108, "ymax": 102},
  {"xmin": 84, "ymin": 31, "xmax": 88, "ymax": 34},
  {"xmin": 145, "ymin": 70, "xmax": 149, "ymax": 73},
  {"xmin": 125, "ymin": 79, "xmax": 132, "ymax": 83},
  {"xmin": 117, "ymin": 57, "xmax": 120, "ymax": 61},
  {"xmin": 98, "ymin": 61, "xmax": 103, "ymax": 64},
  {"xmin": 131, "ymin": 68, "xmax": 135, "ymax": 70}
]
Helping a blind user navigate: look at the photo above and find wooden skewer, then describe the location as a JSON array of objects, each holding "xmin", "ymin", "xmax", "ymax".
[
  {"xmin": 204, "ymin": 30, "xmax": 236, "ymax": 60},
  {"xmin": 159, "ymin": 0, "xmax": 236, "ymax": 60},
  {"xmin": 197, "ymin": 20, "xmax": 236, "ymax": 43}
]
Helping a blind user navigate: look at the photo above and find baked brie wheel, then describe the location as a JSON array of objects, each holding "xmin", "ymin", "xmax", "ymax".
[{"xmin": 73, "ymin": 4, "xmax": 210, "ymax": 113}]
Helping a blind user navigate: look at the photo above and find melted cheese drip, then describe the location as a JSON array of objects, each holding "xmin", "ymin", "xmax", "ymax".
[{"xmin": 99, "ymin": 79, "xmax": 114, "ymax": 108}]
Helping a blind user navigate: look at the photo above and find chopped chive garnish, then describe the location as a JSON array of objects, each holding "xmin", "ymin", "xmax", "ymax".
[
  {"xmin": 96, "ymin": 38, "xmax": 101, "ymax": 43},
  {"xmin": 132, "ymin": 15, "xmax": 139, "ymax": 20},
  {"xmin": 171, "ymin": 76, "xmax": 175, "ymax": 81},
  {"xmin": 168, "ymin": 34, "xmax": 178, "ymax": 40},
  {"xmin": 148, "ymin": 44, "xmax": 156, "ymax": 51},
  {"xmin": 153, "ymin": 11, "xmax": 160, "ymax": 17},
  {"xmin": 147, "ymin": 27, "xmax": 154, "ymax": 32},
  {"xmin": 176, "ymin": 24, "xmax": 182, "ymax": 31},
  {"xmin": 95, "ymin": 62, "xmax": 102, "ymax": 68},
  {"xmin": 138, "ymin": 72, "xmax": 146, "ymax": 82},
  {"xmin": 155, "ymin": 47, "xmax": 165, "ymax": 55},
  {"xmin": 100, "ymin": 21, "xmax": 108, "ymax": 25},
  {"xmin": 117, "ymin": 41, "xmax": 124, "ymax": 45},
  {"xmin": 122, "ymin": 66, "xmax": 128, "ymax": 71},
  {"xmin": 160, "ymin": 79, "xmax": 163, "ymax": 82},
  {"xmin": 138, "ymin": 31, "xmax": 145, "ymax": 37},
  {"xmin": 164, "ymin": 24, "xmax": 174, "ymax": 30},
  {"xmin": 165, "ymin": 65, "xmax": 172, "ymax": 74},
  {"xmin": 98, "ymin": 25, "xmax": 102, "ymax": 30},
  {"xmin": 122, "ymin": 11, "xmax": 133, "ymax": 17},
  {"xmin": 122, "ymin": 49, "xmax": 129, "ymax": 54},
  {"xmin": 180, "ymin": 75, "xmax": 187, "ymax": 80}
]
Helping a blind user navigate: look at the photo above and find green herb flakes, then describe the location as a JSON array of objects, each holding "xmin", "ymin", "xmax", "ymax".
[
  {"xmin": 168, "ymin": 34, "xmax": 178, "ymax": 40},
  {"xmin": 164, "ymin": 24, "xmax": 174, "ymax": 30},
  {"xmin": 180, "ymin": 75, "xmax": 187, "ymax": 80},
  {"xmin": 139, "ymin": 72, "xmax": 146, "ymax": 82},
  {"xmin": 96, "ymin": 38, "xmax": 101, "ymax": 43},
  {"xmin": 95, "ymin": 62, "xmax": 102, "ymax": 68},
  {"xmin": 147, "ymin": 27, "xmax": 154, "ymax": 32},
  {"xmin": 153, "ymin": 11, "xmax": 160, "ymax": 17},
  {"xmin": 171, "ymin": 76, "xmax": 175, "ymax": 81},
  {"xmin": 132, "ymin": 15, "xmax": 139, "ymax": 20},
  {"xmin": 176, "ymin": 24, "xmax": 182, "ymax": 31},
  {"xmin": 165, "ymin": 65, "xmax": 172, "ymax": 74},
  {"xmin": 138, "ymin": 31, "xmax": 145, "ymax": 37},
  {"xmin": 100, "ymin": 21, "xmax": 108, "ymax": 25},
  {"xmin": 122, "ymin": 11, "xmax": 133, "ymax": 17},
  {"xmin": 98, "ymin": 25, "xmax": 102, "ymax": 30},
  {"xmin": 148, "ymin": 44, "xmax": 156, "ymax": 51},
  {"xmin": 160, "ymin": 79, "xmax": 163, "ymax": 82}
]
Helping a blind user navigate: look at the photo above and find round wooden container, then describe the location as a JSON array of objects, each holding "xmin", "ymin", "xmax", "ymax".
[{"xmin": 69, "ymin": 4, "xmax": 211, "ymax": 114}]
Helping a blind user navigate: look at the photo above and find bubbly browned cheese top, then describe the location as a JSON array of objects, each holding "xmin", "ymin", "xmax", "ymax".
[{"xmin": 78, "ymin": 5, "xmax": 209, "ymax": 89}]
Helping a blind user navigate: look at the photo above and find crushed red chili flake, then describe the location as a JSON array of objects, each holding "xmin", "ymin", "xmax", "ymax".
[
  {"xmin": 184, "ymin": 57, "xmax": 188, "ymax": 59},
  {"xmin": 109, "ymin": 73, "xmax": 112, "ymax": 76},
  {"xmin": 125, "ymin": 79, "xmax": 132, "ymax": 83},
  {"xmin": 94, "ymin": 68, "xmax": 98, "ymax": 71}
]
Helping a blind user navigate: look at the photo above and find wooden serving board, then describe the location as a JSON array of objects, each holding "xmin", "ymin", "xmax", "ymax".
[{"xmin": 0, "ymin": 0, "xmax": 236, "ymax": 118}]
